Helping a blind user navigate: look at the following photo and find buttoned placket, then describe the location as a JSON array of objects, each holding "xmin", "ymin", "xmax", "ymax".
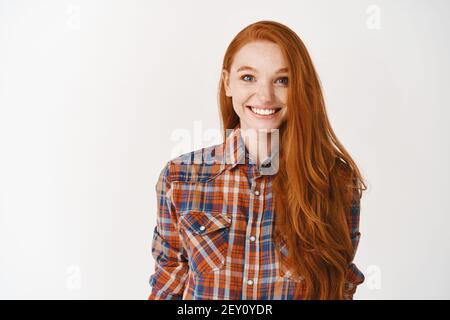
[{"xmin": 242, "ymin": 162, "xmax": 266, "ymax": 299}]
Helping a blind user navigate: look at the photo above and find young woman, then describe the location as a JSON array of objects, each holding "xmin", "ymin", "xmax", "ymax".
[{"xmin": 148, "ymin": 20, "xmax": 367, "ymax": 300}]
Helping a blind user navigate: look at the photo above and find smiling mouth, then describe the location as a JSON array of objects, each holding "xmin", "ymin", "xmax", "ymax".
[{"xmin": 246, "ymin": 105, "xmax": 282, "ymax": 116}]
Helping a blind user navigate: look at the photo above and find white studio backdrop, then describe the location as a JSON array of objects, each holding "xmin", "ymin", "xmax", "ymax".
[{"xmin": 0, "ymin": 0, "xmax": 449, "ymax": 299}]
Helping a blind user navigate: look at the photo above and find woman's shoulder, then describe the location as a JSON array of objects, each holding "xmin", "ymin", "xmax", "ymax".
[{"xmin": 162, "ymin": 142, "xmax": 228, "ymax": 184}]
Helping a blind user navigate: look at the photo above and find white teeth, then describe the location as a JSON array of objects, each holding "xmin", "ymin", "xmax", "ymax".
[{"xmin": 250, "ymin": 107, "xmax": 276, "ymax": 115}]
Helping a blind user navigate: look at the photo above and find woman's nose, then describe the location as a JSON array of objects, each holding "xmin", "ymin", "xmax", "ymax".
[{"xmin": 255, "ymin": 80, "xmax": 274, "ymax": 102}]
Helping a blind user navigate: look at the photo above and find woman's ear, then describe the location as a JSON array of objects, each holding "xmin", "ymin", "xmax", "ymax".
[{"xmin": 222, "ymin": 69, "xmax": 231, "ymax": 97}]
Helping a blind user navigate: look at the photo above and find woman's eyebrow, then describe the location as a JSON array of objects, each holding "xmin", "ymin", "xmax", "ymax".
[{"xmin": 236, "ymin": 66, "xmax": 288, "ymax": 74}]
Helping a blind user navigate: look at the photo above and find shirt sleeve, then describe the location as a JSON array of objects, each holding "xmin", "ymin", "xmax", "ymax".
[
  {"xmin": 148, "ymin": 161, "xmax": 189, "ymax": 300},
  {"xmin": 343, "ymin": 183, "xmax": 365, "ymax": 300}
]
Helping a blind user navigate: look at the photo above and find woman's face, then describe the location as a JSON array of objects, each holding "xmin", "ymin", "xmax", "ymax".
[{"xmin": 222, "ymin": 41, "xmax": 289, "ymax": 131}]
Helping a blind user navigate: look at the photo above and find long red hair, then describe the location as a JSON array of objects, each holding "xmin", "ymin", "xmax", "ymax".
[{"xmin": 217, "ymin": 20, "xmax": 367, "ymax": 299}]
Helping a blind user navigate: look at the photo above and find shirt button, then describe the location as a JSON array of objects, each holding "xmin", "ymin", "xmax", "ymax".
[
  {"xmin": 199, "ymin": 226, "xmax": 206, "ymax": 232},
  {"xmin": 249, "ymin": 236, "xmax": 256, "ymax": 242},
  {"xmin": 247, "ymin": 279, "xmax": 254, "ymax": 286},
  {"xmin": 254, "ymin": 190, "xmax": 260, "ymax": 196}
]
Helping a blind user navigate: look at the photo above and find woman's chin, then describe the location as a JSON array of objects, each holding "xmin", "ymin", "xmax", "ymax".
[{"xmin": 243, "ymin": 119, "xmax": 281, "ymax": 131}]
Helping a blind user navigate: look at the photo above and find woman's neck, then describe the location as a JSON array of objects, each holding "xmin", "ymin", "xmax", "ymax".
[{"xmin": 240, "ymin": 127, "xmax": 278, "ymax": 167}]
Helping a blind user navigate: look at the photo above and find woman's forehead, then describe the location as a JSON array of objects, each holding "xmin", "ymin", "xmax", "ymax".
[{"xmin": 231, "ymin": 41, "xmax": 287, "ymax": 73}]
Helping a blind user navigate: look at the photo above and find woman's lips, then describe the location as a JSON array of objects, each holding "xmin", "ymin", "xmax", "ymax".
[{"xmin": 246, "ymin": 105, "xmax": 282, "ymax": 119}]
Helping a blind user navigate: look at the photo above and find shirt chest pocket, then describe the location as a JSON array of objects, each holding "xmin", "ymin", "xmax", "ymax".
[{"xmin": 178, "ymin": 211, "xmax": 232, "ymax": 274}]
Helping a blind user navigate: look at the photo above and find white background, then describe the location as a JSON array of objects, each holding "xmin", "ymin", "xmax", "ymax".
[{"xmin": 1, "ymin": 0, "xmax": 449, "ymax": 299}]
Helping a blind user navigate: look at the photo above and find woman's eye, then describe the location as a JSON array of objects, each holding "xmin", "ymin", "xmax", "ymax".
[
  {"xmin": 241, "ymin": 74, "xmax": 254, "ymax": 82},
  {"xmin": 277, "ymin": 77, "xmax": 289, "ymax": 85}
]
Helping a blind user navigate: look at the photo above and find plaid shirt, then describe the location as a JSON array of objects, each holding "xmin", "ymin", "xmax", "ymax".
[{"xmin": 148, "ymin": 124, "xmax": 365, "ymax": 300}]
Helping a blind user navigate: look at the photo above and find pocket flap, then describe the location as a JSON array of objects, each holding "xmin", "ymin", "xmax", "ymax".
[{"xmin": 179, "ymin": 211, "xmax": 231, "ymax": 235}]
